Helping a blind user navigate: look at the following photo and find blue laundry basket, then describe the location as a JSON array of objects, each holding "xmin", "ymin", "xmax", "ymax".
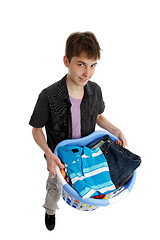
[{"xmin": 55, "ymin": 130, "xmax": 136, "ymax": 211}]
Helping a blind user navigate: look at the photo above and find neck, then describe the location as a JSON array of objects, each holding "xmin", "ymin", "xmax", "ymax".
[{"xmin": 66, "ymin": 75, "xmax": 84, "ymax": 99}]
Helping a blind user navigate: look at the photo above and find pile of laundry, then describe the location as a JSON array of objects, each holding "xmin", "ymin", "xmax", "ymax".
[{"xmin": 58, "ymin": 135, "xmax": 141, "ymax": 199}]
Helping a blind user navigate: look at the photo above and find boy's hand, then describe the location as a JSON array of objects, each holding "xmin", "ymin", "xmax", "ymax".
[
  {"xmin": 45, "ymin": 151, "xmax": 65, "ymax": 177},
  {"xmin": 116, "ymin": 131, "xmax": 128, "ymax": 148}
]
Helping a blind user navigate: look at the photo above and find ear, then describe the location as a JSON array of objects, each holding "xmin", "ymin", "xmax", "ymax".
[{"xmin": 63, "ymin": 56, "xmax": 69, "ymax": 67}]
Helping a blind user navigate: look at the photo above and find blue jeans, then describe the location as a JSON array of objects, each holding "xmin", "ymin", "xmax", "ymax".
[{"xmin": 88, "ymin": 135, "xmax": 141, "ymax": 187}]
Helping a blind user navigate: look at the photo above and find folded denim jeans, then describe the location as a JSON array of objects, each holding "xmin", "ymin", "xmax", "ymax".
[{"xmin": 87, "ymin": 135, "xmax": 141, "ymax": 187}]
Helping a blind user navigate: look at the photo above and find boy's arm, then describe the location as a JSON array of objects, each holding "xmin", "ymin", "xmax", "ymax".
[
  {"xmin": 32, "ymin": 127, "xmax": 64, "ymax": 177},
  {"xmin": 96, "ymin": 114, "xmax": 127, "ymax": 147}
]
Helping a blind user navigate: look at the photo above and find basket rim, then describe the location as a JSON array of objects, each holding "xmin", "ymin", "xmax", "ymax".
[{"xmin": 56, "ymin": 165, "xmax": 136, "ymax": 206}]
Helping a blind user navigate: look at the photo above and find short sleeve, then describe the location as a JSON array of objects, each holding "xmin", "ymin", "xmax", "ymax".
[
  {"xmin": 97, "ymin": 85, "xmax": 105, "ymax": 114},
  {"xmin": 29, "ymin": 90, "xmax": 49, "ymax": 128}
]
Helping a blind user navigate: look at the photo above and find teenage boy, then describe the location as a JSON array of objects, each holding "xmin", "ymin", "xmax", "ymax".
[{"xmin": 29, "ymin": 32, "xmax": 127, "ymax": 231}]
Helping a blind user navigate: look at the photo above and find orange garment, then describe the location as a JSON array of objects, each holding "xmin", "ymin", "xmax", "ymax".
[{"xmin": 61, "ymin": 168, "xmax": 66, "ymax": 178}]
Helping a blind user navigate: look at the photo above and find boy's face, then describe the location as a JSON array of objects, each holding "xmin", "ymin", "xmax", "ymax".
[{"xmin": 63, "ymin": 52, "xmax": 98, "ymax": 87}]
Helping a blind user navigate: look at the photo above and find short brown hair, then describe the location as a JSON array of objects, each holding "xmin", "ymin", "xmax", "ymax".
[{"xmin": 65, "ymin": 32, "xmax": 101, "ymax": 62}]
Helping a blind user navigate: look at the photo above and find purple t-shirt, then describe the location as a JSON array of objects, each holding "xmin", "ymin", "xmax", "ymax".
[{"xmin": 69, "ymin": 96, "xmax": 82, "ymax": 139}]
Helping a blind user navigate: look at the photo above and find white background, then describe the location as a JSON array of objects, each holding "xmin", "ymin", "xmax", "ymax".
[{"xmin": 0, "ymin": 0, "xmax": 160, "ymax": 239}]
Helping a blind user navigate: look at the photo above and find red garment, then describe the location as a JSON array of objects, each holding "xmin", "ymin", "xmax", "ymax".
[{"xmin": 91, "ymin": 194, "xmax": 106, "ymax": 199}]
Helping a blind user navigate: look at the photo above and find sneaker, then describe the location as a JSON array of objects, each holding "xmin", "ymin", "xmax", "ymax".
[{"xmin": 45, "ymin": 213, "xmax": 55, "ymax": 231}]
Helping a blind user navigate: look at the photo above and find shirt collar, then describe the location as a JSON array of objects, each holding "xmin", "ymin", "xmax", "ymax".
[
  {"xmin": 84, "ymin": 81, "xmax": 93, "ymax": 96},
  {"xmin": 59, "ymin": 74, "xmax": 93, "ymax": 99}
]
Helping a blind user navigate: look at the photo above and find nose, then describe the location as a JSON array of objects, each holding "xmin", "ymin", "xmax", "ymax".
[{"xmin": 83, "ymin": 67, "xmax": 90, "ymax": 77}]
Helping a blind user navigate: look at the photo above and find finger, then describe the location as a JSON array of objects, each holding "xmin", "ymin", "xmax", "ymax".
[
  {"xmin": 54, "ymin": 155, "xmax": 65, "ymax": 168},
  {"xmin": 122, "ymin": 142, "xmax": 126, "ymax": 148},
  {"xmin": 115, "ymin": 140, "xmax": 119, "ymax": 144},
  {"xmin": 47, "ymin": 165, "xmax": 57, "ymax": 177},
  {"xmin": 123, "ymin": 139, "xmax": 128, "ymax": 148},
  {"xmin": 52, "ymin": 167, "xmax": 57, "ymax": 177},
  {"xmin": 116, "ymin": 140, "xmax": 121, "ymax": 145},
  {"xmin": 57, "ymin": 161, "xmax": 65, "ymax": 169},
  {"xmin": 116, "ymin": 140, "xmax": 123, "ymax": 147}
]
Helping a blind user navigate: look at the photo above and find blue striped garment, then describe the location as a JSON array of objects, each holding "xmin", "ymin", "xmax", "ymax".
[{"xmin": 58, "ymin": 145, "xmax": 116, "ymax": 199}]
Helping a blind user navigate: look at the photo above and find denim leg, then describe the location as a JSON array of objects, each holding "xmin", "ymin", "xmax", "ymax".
[
  {"xmin": 88, "ymin": 134, "xmax": 141, "ymax": 187},
  {"xmin": 43, "ymin": 173, "xmax": 60, "ymax": 215},
  {"xmin": 101, "ymin": 140, "xmax": 141, "ymax": 186}
]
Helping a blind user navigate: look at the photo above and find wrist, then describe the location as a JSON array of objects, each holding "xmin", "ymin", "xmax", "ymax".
[
  {"xmin": 113, "ymin": 128, "xmax": 121, "ymax": 138},
  {"xmin": 44, "ymin": 148, "xmax": 52, "ymax": 157}
]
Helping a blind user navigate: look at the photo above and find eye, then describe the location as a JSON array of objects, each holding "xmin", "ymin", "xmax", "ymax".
[
  {"xmin": 91, "ymin": 64, "xmax": 96, "ymax": 68},
  {"xmin": 79, "ymin": 63, "xmax": 84, "ymax": 67}
]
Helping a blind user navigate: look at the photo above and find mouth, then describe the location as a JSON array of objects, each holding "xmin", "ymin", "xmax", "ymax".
[{"xmin": 79, "ymin": 77, "xmax": 88, "ymax": 82}]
